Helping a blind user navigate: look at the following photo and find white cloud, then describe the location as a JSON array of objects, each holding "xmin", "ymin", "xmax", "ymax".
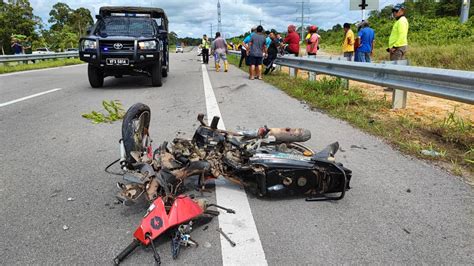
[{"xmin": 30, "ymin": 0, "xmax": 400, "ymax": 37}]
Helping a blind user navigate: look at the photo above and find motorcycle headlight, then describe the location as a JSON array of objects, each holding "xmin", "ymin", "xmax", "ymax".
[
  {"xmin": 138, "ymin": 40, "xmax": 157, "ymax": 50},
  {"xmin": 82, "ymin": 39, "xmax": 96, "ymax": 50}
]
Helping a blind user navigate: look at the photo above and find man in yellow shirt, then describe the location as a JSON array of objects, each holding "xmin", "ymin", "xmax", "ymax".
[
  {"xmin": 201, "ymin": 34, "xmax": 211, "ymax": 64},
  {"xmin": 342, "ymin": 23, "xmax": 355, "ymax": 61},
  {"xmin": 387, "ymin": 3, "xmax": 409, "ymax": 60}
]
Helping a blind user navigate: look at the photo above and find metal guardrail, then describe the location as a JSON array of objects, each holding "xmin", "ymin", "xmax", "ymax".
[
  {"xmin": 0, "ymin": 52, "xmax": 79, "ymax": 63},
  {"xmin": 228, "ymin": 51, "xmax": 474, "ymax": 106}
]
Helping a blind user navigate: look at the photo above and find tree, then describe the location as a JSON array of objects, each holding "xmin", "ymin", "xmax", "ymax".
[
  {"xmin": 48, "ymin": 2, "xmax": 72, "ymax": 31},
  {"xmin": 169, "ymin": 31, "xmax": 178, "ymax": 45},
  {"xmin": 69, "ymin": 7, "xmax": 93, "ymax": 36},
  {"xmin": 0, "ymin": 0, "xmax": 39, "ymax": 54}
]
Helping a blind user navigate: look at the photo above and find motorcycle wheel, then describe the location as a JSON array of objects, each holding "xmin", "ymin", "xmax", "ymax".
[{"xmin": 122, "ymin": 103, "xmax": 151, "ymax": 166}]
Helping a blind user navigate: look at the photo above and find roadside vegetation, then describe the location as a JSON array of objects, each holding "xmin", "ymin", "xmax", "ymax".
[
  {"xmin": 228, "ymin": 54, "xmax": 473, "ymax": 181},
  {"xmin": 82, "ymin": 100, "xmax": 125, "ymax": 124},
  {"xmin": 0, "ymin": 58, "xmax": 82, "ymax": 74}
]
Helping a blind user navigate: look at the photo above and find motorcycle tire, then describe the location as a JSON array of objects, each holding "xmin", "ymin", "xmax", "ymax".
[{"xmin": 122, "ymin": 103, "xmax": 151, "ymax": 167}]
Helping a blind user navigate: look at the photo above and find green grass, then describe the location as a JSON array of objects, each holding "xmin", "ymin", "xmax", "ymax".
[
  {"xmin": 228, "ymin": 53, "xmax": 474, "ymax": 179},
  {"xmin": 0, "ymin": 58, "xmax": 83, "ymax": 74}
]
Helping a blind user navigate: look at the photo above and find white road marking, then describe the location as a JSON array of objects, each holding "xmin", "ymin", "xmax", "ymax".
[
  {"xmin": 201, "ymin": 64, "xmax": 268, "ymax": 265},
  {"xmin": 0, "ymin": 64, "xmax": 84, "ymax": 77},
  {"xmin": 0, "ymin": 88, "xmax": 62, "ymax": 108}
]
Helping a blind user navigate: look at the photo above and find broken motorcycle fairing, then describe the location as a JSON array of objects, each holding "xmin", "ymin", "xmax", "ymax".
[
  {"xmin": 114, "ymin": 103, "xmax": 352, "ymax": 204},
  {"xmin": 113, "ymin": 194, "xmax": 225, "ymax": 264}
]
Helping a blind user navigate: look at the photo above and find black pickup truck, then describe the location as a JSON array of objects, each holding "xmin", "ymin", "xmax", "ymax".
[{"xmin": 79, "ymin": 7, "xmax": 169, "ymax": 87}]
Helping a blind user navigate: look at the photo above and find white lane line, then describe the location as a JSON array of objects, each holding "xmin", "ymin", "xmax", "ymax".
[
  {"xmin": 0, "ymin": 88, "xmax": 62, "ymax": 108},
  {"xmin": 0, "ymin": 64, "xmax": 84, "ymax": 77},
  {"xmin": 201, "ymin": 64, "xmax": 268, "ymax": 265}
]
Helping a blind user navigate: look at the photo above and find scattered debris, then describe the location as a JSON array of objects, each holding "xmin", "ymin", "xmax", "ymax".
[
  {"xmin": 82, "ymin": 100, "xmax": 125, "ymax": 124},
  {"xmin": 63, "ymin": 225, "xmax": 69, "ymax": 231},
  {"xmin": 421, "ymin": 149, "xmax": 442, "ymax": 157},
  {"xmin": 350, "ymin": 144, "xmax": 367, "ymax": 150},
  {"xmin": 217, "ymin": 228, "xmax": 236, "ymax": 247},
  {"xmin": 67, "ymin": 197, "xmax": 75, "ymax": 201},
  {"xmin": 202, "ymin": 225, "xmax": 209, "ymax": 231},
  {"xmin": 406, "ymin": 189, "xmax": 411, "ymax": 193},
  {"xmin": 403, "ymin": 228, "xmax": 411, "ymax": 234}
]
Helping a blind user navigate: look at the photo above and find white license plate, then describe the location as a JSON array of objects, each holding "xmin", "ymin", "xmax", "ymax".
[{"xmin": 106, "ymin": 58, "xmax": 129, "ymax": 65}]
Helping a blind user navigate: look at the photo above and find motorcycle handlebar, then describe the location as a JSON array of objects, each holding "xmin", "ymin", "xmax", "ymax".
[{"xmin": 113, "ymin": 239, "xmax": 140, "ymax": 265}]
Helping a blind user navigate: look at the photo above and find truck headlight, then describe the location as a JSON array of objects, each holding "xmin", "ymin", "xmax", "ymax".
[
  {"xmin": 138, "ymin": 40, "xmax": 156, "ymax": 50},
  {"xmin": 82, "ymin": 39, "xmax": 97, "ymax": 50}
]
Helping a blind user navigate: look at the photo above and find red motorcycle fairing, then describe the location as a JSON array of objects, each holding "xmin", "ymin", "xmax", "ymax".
[{"xmin": 133, "ymin": 195, "xmax": 203, "ymax": 245}]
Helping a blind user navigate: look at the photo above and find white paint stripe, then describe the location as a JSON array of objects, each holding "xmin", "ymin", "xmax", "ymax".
[
  {"xmin": 201, "ymin": 64, "xmax": 267, "ymax": 265},
  {"xmin": 0, "ymin": 64, "xmax": 84, "ymax": 77},
  {"xmin": 0, "ymin": 88, "xmax": 62, "ymax": 108}
]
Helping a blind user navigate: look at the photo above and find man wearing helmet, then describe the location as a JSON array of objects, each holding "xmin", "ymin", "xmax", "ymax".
[{"xmin": 306, "ymin": 25, "xmax": 319, "ymax": 57}]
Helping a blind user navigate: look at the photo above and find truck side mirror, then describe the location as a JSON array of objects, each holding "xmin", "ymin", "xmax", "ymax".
[{"xmin": 95, "ymin": 15, "xmax": 102, "ymax": 20}]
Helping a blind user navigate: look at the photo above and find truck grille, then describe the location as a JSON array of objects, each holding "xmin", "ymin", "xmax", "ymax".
[{"xmin": 99, "ymin": 41, "xmax": 134, "ymax": 52}]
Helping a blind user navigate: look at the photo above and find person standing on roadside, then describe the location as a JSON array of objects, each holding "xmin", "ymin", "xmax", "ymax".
[
  {"xmin": 242, "ymin": 27, "xmax": 256, "ymax": 77},
  {"xmin": 248, "ymin": 25, "xmax": 267, "ymax": 80},
  {"xmin": 201, "ymin": 34, "xmax": 210, "ymax": 64},
  {"xmin": 264, "ymin": 29, "xmax": 280, "ymax": 75},
  {"xmin": 387, "ymin": 3, "xmax": 409, "ymax": 61},
  {"xmin": 11, "ymin": 39, "xmax": 23, "ymax": 55},
  {"xmin": 342, "ymin": 23, "xmax": 354, "ymax": 61},
  {"xmin": 211, "ymin": 32, "xmax": 229, "ymax": 72},
  {"xmin": 306, "ymin": 25, "xmax": 319, "ymax": 57},
  {"xmin": 355, "ymin": 21, "xmax": 375, "ymax": 62}
]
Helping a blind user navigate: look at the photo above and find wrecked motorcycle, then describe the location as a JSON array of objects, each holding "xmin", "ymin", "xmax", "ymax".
[{"xmin": 111, "ymin": 103, "xmax": 352, "ymax": 205}]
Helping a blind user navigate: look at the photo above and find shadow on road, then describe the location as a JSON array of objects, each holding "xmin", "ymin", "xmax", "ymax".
[{"xmin": 87, "ymin": 76, "xmax": 166, "ymax": 90}]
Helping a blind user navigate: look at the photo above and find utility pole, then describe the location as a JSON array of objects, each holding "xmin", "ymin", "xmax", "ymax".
[
  {"xmin": 210, "ymin": 24, "xmax": 213, "ymax": 39},
  {"xmin": 217, "ymin": 0, "xmax": 222, "ymax": 33},
  {"xmin": 460, "ymin": 0, "xmax": 470, "ymax": 23},
  {"xmin": 359, "ymin": 0, "xmax": 368, "ymax": 20},
  {"xmin": 296, "ymin": 1, "xmax": 309, "ymax": 41}
]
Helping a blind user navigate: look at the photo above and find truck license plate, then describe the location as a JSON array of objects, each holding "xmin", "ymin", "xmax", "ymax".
[{"xmin": 106, "ymin": 58, "xmax": 129, "ymax": 65}]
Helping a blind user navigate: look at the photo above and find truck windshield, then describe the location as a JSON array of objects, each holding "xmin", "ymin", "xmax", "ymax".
[{"xmin": 95, "ymin": 17, "xmax": 156, "ymax": 37}]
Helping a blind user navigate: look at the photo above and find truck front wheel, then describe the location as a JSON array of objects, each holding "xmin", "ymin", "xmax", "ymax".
[
  {"xmin": 151, "ymin": 61, "xmax": 162, "ymax": 87},
  {"xmin": 88, "ymin": 65, "xmax": 104, "ymax": 88}
]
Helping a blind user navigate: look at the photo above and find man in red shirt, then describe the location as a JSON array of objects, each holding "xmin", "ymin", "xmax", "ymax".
[{"xmin": 283, "ymin": 24, "xmax": 300, "ymax": 56}]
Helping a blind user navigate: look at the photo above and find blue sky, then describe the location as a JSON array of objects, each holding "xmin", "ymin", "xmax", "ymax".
[{"xmin": 30, "ymin": 0, "xmax": 401, "ymax": 37}]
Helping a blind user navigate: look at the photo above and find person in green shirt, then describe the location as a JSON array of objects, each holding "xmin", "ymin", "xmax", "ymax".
[{"xmin": 387, "ymin": 3, "xmax": 409, "ymax": 61}]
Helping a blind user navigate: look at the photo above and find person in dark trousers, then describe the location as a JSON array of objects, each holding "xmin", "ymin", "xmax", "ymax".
[
  {"xmin": 238, "ymin": 43, "xmax": 247, "ymax": 68},
  {"xmin": 264, "ymin": 29, "xmax": 279, "ymax": 75},
  {"xmin": 248, "ymin": 25, "xmax": 267, "ymax": 80},
  {"xmin": 201, "ymin": 34, "xmax": 210, "ymax": 64}
]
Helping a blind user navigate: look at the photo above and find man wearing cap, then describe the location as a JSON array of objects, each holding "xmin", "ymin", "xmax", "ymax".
[
  {"xmin": 387, "ymin": 3, "xmax": 409, "ymax": 61},
  {"xmin": 355, "ymin": 21, "xmax": 375, "ymax": 62}
]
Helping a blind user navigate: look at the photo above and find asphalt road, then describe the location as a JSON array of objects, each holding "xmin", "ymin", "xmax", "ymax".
[{"xmin": 0, "ymin": 49, "xmax": 472, "ymax": 265}]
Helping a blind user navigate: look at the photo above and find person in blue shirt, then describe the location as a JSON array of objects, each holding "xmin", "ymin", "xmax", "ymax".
[
  {"xmin": 355, "ymin": 21, "xmax": 375, "ymax": 63},
  {"xmin": 241, "ymin": 26, "xmax": 256, "ymax": 75}
]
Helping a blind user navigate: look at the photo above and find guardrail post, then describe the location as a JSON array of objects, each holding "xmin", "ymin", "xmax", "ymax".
[
  {"xmin": 308, "ymin": 71, "xmax": 316, "ymax": 81},
  {"xmin": 390, "ymin": 60, "xmax": 409, "ymax": 109}
]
